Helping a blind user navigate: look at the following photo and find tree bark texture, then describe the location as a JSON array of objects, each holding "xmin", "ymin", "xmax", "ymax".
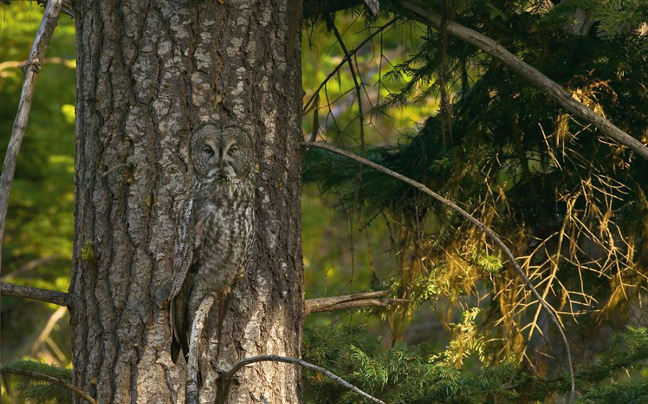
[{"xmin": 70, "ymin": 1, "xmax": 304, "ymax": 403}]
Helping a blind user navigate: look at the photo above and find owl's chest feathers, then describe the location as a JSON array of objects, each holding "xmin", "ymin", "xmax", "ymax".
[{"xmin": 191, "ymin": 181, "xmax": 255, "ymax": 285}]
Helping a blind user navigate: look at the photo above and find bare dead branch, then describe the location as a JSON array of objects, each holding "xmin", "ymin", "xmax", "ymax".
[
  {"xmin": 222, "ymin": 355, "xmax": 386, "ymax": 404},
  {"xmin": 0, "ymin": 0, "xmax": 64, "ymax": 277},
  {"xmin": 304, "ymin": 141, "xmax": 576, "ymax": 396},
  {"xmin": 1, "ymin": 369, "xmax": 98, "ymax": 404},
  {"xmin": 304, "ymin": 290, "xmax": 408, "ymax": 314},
  {"xmin": 0, "ymin": 282, "xmax": 69, "ymax": 306},
  {"xmin": 1, "ymin": 255, "xmax": 59, "ymax": 281},
  {"xmin": 31, "ymin": 306, "xmax": 67, "ymax": 356},
  {"xmin": 400, "ymin": 1, "xmax": 648, "ymax": 161},
  {"xmin": 186, "ymin": 294, "xmax": 216, "ymax": 404},
  {"xmin": 309, "ymin": 298, "xmax": 408, "ymax": 314}
]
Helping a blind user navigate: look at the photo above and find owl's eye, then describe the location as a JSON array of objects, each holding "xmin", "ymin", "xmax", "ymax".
[
  {"xmin": 229, "ymin": 146, "xmax": 239, "ymax": 155},
  {"xmin": 203, "ymin": 146, "xmax": 215, "ymax": 157}
]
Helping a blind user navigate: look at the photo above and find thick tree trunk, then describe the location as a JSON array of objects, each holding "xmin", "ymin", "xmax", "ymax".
[{"xmin": 70, "ymin": 1, "xmax": 303, "ymax": 403}]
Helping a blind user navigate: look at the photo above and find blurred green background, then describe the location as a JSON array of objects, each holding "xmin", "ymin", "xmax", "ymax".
[{"xmin": 1, "ymin": 3, "xmax": 75, "ymax": 368}]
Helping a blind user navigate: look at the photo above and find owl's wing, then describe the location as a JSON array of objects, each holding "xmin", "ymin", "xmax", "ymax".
[
  {"xmin": 170, "ymin": 199, "xmax": 209, "ymax": 362},
  {"xmin": 169, "ymin": 199, "xmax": 200, "ymax": 299},
  {"xmin": 171, "ymin": 260, "xmax": 198, "ymax": 362}
]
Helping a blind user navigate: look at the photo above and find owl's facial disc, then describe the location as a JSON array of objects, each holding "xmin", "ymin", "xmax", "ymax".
[{"xmin": 191, "ymin": 123, "xmax": 252, "ymax": 183}]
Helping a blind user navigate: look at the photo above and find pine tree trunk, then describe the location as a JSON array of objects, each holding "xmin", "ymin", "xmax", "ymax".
[{"xmin": 70, "ymin": 1, "xmax": 304, "ymax": 403}]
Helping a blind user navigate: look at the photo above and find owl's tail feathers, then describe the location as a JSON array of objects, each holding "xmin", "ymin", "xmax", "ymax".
[
  {"xmin": 171, "ymin": 339, "xmax": 181, "ymax": 364},
  {"xmin": 170, "ymin": 330, "xmax": 191, "ymax": 364},
  {"xmin": 170, "ymin": 296, "xmax": 190, "ymax": 364}
]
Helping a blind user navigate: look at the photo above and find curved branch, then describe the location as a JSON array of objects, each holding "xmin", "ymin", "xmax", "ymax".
[
  {"xmin": 398, "ymin": 1, "xmax": 648, "ymax": 161},
  {"xmin": 222, "ymin": 355, "xmax": 386, "ymax": 404},
  {"xmin": 0, "ymin": 282, "xmax": 69, "ymax": 306},
  {"xmin": 304, "ymin": 141, "xmax": 576, "ymax": 395},
  {"xmin": 1, "ymin": 369, "xmax": 98, "ymax": 404}
]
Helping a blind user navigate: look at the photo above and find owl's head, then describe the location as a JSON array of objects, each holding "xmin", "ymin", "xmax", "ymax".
[{"xmin": 190, "ymin": 123, "xmax": 253, "ymax": 183}]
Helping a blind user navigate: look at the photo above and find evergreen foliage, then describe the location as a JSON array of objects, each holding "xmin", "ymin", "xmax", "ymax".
[
  {"xmin": 302, "ymin": 326, "xmax": 648, "ymax": 403},
  {"xmin": 1, "ymin": 360, "xmax": 73, "ymax": 404},
  {"xmin": 304, "ymin": 0, "xmax": 648, "ymax": 368}
]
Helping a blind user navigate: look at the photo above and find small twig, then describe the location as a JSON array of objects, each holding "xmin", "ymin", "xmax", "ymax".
[
  {"xmin": 438, "ymin": 0, "xmax": 454, "ymax": 148},
  {"xmin": 31, "ymin": 306, "xmax": 67, "ymax": 355},
  {"xmin": 0, "ymin": 0, "xmax": 64, "ymax": 276},
  {"xmin": 400, "ymin": 1, "xmax": 648, "ymax": 161},
  {"xmin": 0, "ymin": 282, "xmax": 69, "ymax": 306},
  {"xmin": 325, "ymin": 15, "xmax": 366, "ymax": 157},
  {"xmin": 1, "ymin": 369, "xmax": 98, "ymax": 404},
  {"xmin": 1, "ymin": 255, "xmax": 59, "ymax": 281},
  {"xmin": 0, "ymin": 57, "xmax": 75, "ymax": 73},
  {"xmin": 2, "ymin": 0, "xmax": 75, "ymax": 18},
  {"xmin": 303, "ymin": 18, "xmax": 399, "ymax": 113},
  {"xmin": 186, "ymin": 294, "xmax": 216, "ymax": 404},
  {"xmin": 221, "ymin": 355, "xmax": 386, "ymax": 404},
  {"xmin": 326, "ymin": 16, "xmax": 368, "ymax": 296},
  {"xmin": 303, "ymin": 141, "xmax": 576, "ymax": 396},
  {"xmin": 305, "ymin": 290, "xmax": 407, "ymax": 314}
]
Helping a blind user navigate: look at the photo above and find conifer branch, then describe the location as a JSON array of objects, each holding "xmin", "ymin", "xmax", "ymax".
[
  {"xmin": 0, "ymin": 282, "xmax": 69, "ymax": 306},
  {"xmin": 399, "ymin": 1, "xmax": 648, "ymax": 161},
  {"xmin": 305, "ymin": 290, "xmax": 408, "ymax": 314},
  {"xmin": 0, "ymin": 0, "xmax": 64, "ymax": 277},
  {"xmin": 304, "ymin": 141, "xmax": 576, "ymax": 396},
  {"xmin": 1, "ymin": 368, "xmax": 98, "ymax": 404},
  {"xmin": 222, "ymin": 355, "xmax": 386, "ymax": 404}
]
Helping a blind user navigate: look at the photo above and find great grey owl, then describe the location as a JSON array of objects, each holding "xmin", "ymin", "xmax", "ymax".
[{"xmin": 170, "ymin": 122, "xmax": 255, "ymax": 363}]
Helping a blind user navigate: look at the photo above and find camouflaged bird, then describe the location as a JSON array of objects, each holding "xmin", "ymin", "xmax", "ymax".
[{"xmin": 169, "ymin": 122, "xmax": 255, "ymax": 363}]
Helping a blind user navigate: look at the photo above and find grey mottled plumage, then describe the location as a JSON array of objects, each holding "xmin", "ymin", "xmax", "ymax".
[{"xmin": 170, "ymin": 122, "xmax": 255, "ymax": 363}]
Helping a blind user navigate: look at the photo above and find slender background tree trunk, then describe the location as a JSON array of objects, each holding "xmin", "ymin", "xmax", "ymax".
[{"xmin": 70, "ymin": 1, "xmax": 304, "ymax": 402}]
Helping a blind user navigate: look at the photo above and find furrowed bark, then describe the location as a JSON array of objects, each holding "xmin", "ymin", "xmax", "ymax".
[{"xmin": 71, "ymin": 1, "xmax": 303, "ymax": 403}]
